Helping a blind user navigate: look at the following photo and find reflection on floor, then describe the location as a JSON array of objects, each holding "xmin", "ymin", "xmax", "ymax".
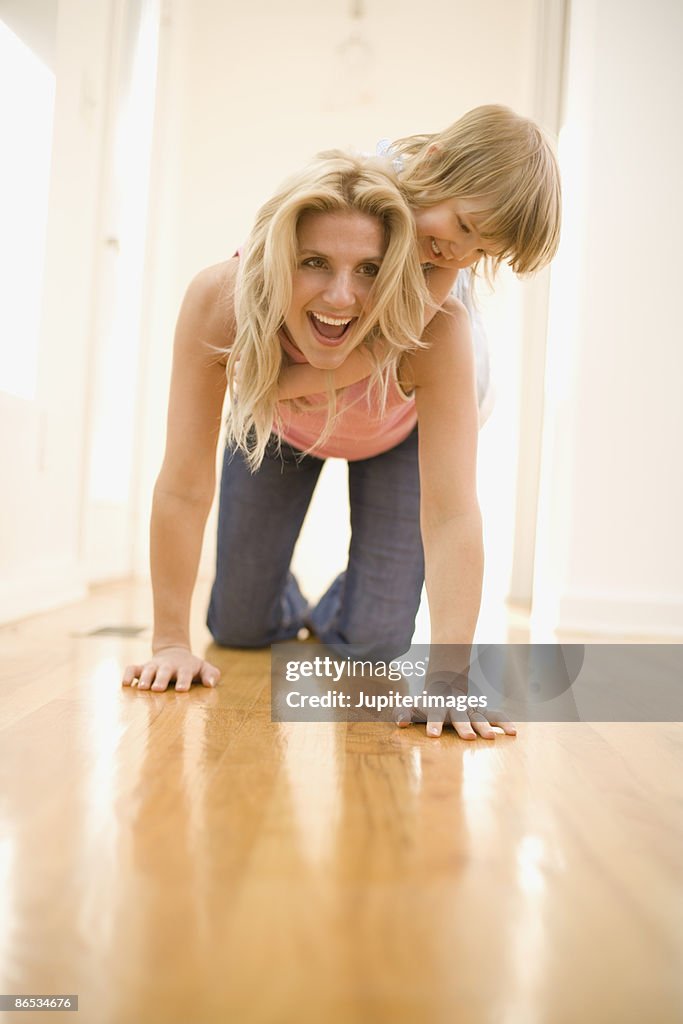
[{"xmin": 1, "ymin": 580, "xmax": 682, "ymax": 1024}]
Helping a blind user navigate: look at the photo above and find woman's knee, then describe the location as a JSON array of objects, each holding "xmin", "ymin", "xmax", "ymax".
[
  {"xmin": 206, "ymin": 587, "xmax": 272, "ymax": 648},
  {"xmin": 323, "ymin": 633, "xmax": 415, "ymax": 662},
  {"xmin": 207, "ymin": 611, "xmax": 272, "ymax": 649},
  {"xmin": 330, "ymin": 608, "xmax": 419, "ymax": 659},
  {"xmin": 207, "ymin": 570, "xmax": 309, "ymax": 648}
]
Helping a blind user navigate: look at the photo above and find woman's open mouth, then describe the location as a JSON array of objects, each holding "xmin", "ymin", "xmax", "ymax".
[{"xmin": 307, "ymin": 311, "xmax": 357, "ymax": 347}]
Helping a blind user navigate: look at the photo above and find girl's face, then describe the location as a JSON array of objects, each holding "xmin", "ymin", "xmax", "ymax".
[
  {"xmin": 412, "ymin": 197, "xmax": 501, "ymax": 269},
  {"xmin": 284, "ymin": 210, "xmax": 386, "ymax": 369}
]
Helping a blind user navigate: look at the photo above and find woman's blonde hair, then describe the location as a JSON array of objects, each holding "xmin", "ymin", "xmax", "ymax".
[
  {"xmin": 225, "ymin": 150, "xmax": 428, "ymax": 471},
  {"xmin": 392, "ymin": 104, "xmax": 562, "ymax": 276}
]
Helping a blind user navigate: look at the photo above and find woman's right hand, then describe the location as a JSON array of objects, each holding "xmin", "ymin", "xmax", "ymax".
[{"xmin": 122, "ymin": 646, "xmax": 220, "ymax": 693}]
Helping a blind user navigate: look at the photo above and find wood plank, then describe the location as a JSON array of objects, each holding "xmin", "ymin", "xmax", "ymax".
[{"xmin": 0, "ymin": 582, "xmax": 681, "ymax": 1023}]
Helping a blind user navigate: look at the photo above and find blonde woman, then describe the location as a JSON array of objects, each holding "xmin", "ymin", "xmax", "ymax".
[{"xmin": 123, "ymin": 107, "xmax": 561, "ymax": 740}]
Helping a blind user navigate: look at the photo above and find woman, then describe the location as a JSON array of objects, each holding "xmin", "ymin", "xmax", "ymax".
[{"xmin": 123, "ymin": 106, "xmax": 561, "ymax": 740}]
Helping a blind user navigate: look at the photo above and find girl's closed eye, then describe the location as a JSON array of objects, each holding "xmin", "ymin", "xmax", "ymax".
[{"xmin": 458, "ymin": 218, "xmax": 471, "ymax": 234}]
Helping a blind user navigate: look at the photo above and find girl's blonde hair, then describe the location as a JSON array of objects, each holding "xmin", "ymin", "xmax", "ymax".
[
  {"xmin": 393, "ymin": 104, "xmax": 562, "ymax": 276},
  {"xmin": 225, "ymin": 150, "xmax": 428, "ymax": 471}
]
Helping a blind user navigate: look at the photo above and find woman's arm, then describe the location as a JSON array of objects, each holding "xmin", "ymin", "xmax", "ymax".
[
  {"xmin": 122, "ymin": 259, "xmax": 236, "ymax": 692},
  {"xmin": 412, "ymin": 300, "xmax": 482, "ymax": 648},
  {"xmin": 407, "ymin": 299, "xmax": 516, "ymax": 739}
]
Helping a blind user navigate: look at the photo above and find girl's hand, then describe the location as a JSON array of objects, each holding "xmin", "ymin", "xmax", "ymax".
[
  {"xmin": 122, "ymin": 647, "xmax": 220, "ymax": 693},
  {"xmin": 421, "ymin": 251, "xmax": 481, "ymax": 272}
]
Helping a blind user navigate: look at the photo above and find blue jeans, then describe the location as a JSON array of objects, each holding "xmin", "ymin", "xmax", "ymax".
[{"xmin": 206, "ymin": 426, "xmax": 424, "ymax": 661}]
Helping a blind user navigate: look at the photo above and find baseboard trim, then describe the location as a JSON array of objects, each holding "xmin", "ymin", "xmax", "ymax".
[
  {"xmin": 0, "ymin": 562, "xmax": 88, "ymax": 626},
  {"xmin": 556, "ymin": 590, "xmax": 683, "ymax": 639}
]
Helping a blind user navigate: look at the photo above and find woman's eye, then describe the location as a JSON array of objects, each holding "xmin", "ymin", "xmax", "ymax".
[
  {"xmin": 458, "ymin": 218, "xmax": 471, "ymax": 235},
  {"xmin": 358, "ymin": 263, "xmax": 380, "ymax": 277},
  {"xmin": 302, "ymin": 257, "xmax": 326, "ymax": 269}
]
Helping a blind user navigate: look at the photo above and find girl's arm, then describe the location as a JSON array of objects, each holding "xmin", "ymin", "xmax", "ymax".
[
  {"xmin": 405, "ymin": 299, "xmax": 516, "ymax": 740},
  {"xmin": 277, "ymin": 265, "xmax": 462, "ymax": 401},
  {"xmin": 122, "ymin": 259, "xmax": 236, "ymax": 693},
  {"xmin": 277, "ymin": 344, "xmax": 379, "ymax": 400}
]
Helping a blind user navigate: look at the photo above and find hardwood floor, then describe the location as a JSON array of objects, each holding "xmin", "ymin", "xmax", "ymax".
[{"xmin": 1, "ymin": 581, "xmax": 682, "ymax": 1023}]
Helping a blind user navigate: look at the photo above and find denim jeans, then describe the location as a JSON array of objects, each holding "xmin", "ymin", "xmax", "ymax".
[{"xmin": 206, "ymin": 426, "xmax": 424, "ymax": 661}]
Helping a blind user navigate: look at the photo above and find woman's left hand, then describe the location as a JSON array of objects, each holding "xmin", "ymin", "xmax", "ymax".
[{"xmin": 396, "ymin": 675, "xmax": 517, "ymax": 740}]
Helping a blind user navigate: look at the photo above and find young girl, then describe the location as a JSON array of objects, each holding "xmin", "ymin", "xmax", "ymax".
[
  {"xmin": 277, "ymin": 104, "xmax": 560, "ymax": 406},
  {"xmin": 122, "ymin": 106, "xmax": 561, "ymax": 740}
]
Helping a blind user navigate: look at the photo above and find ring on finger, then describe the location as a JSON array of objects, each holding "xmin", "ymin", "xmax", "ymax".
[{"xmin": 467, "ymin": 708, "xmax": 488, "ymax": 721}]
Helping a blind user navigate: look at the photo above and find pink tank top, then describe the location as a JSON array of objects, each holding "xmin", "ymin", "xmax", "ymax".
[{"xmin": 275, "ymin": 329, "xmax": 417, "ymax": 461}]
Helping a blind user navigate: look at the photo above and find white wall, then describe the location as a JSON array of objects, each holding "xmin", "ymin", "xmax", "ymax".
[
  {"xmin": 0, "ymin": 0, "xmax": 58, "ymax": 68},
  {"xmin": 0, "ymin": 0, "xmax": 113, "ymax": 623},
  {"xmin": 134, "ymin": 0, "xmax": 544, "ymax": 628},
  {"xmin": 81, "ymin": 0, "xmax": 161, "ymax": 582},
  {"xmin": 532, "ymin": 0, "xmax": 683, "ymax": 636}
]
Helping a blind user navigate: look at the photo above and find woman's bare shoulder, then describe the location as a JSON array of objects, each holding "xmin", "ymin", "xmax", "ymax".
[
  {"xmin": 187, "ymin": 257, "xmax": 238, "ymax": 317},
  {"xmin": 403, "ymin": 296, "xmax": 472, "ymax": 389},
  {"xmin": 182, "ymin": 258, "xmax": 238, "ymax": 363}
]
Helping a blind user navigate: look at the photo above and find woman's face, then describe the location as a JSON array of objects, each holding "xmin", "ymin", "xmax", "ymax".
[
  {"xmin": 412, "ymin": 197, "xmax": 501, "ymax": 269},
  {"xmin": 284, "ymin": 210, "xmax": 386, "ymax": 369}
]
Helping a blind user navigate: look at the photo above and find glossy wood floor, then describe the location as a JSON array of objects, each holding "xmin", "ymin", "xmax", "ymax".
[{"xmin": 1, "ymin": 580, "xmax": 682, "ymax": 1024}]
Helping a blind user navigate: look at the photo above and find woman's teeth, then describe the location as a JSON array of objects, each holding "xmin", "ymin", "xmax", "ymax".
[
  {"xmin": 308, "ymin": 311, "xmax": 355, "ymax": 343},
  {"xmin": 311, "ymin": 313, "xmax": 353, "ymax": 327},
  {"xmin": 430, "ymin": 238, "xmax": 443, "ymax": 257}
]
